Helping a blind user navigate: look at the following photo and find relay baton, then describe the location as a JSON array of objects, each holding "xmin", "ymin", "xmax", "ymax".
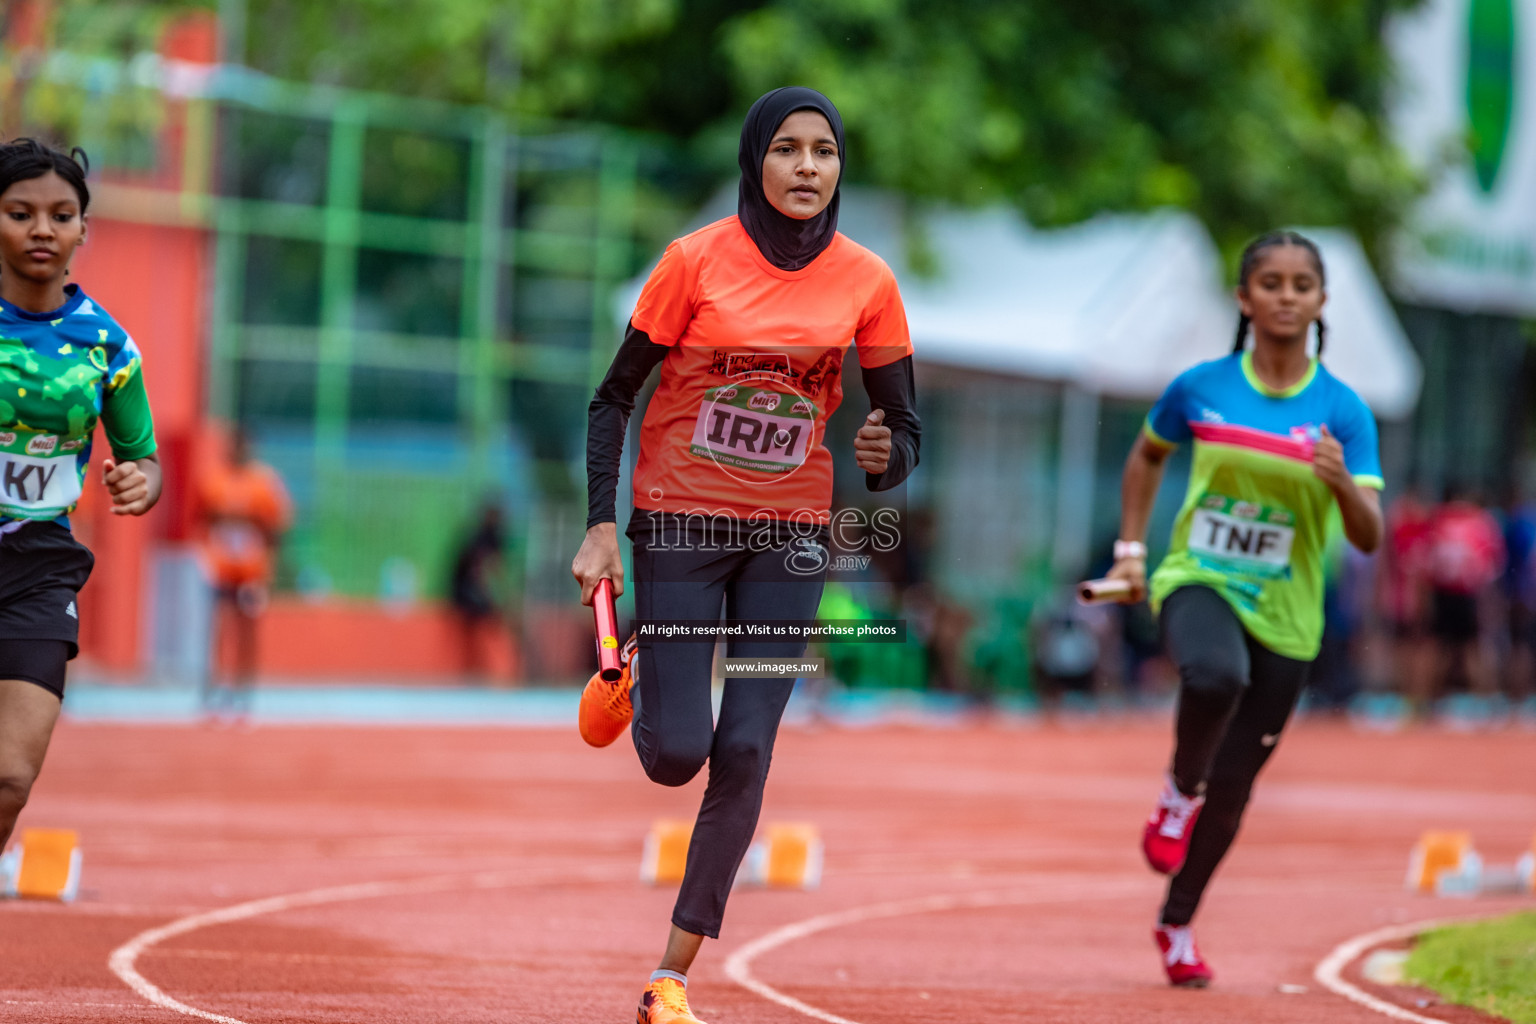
[
  {"xmin": 592, "ymin": 577, "xmax": 624, "ymax": 682},
  {"xmin": 1077, "ymin": 578, "xmax": 1134, "ymax": 605}
]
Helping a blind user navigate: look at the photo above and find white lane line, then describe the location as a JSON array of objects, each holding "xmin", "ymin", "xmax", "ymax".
[
  {"xmin": 726, "ymin": 880, "xmax": 1508, "ymax": 1024},
  {"xmin": 1313, "ymin": 914, "xmax": 1503, "ymax": 1024},
  {"xmin": 724, "ymin": 880, "xmax": 1148, "ymax": 1024},
  {"xmin": 107, "ymin": 865, "xmax": 626, "ymax": 1023}
]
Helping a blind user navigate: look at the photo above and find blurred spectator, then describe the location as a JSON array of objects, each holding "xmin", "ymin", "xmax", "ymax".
[
  {"xmin": 1423, "ymin": 484, "xmax": 1505, "ymax": 703},
  {"xmin": 916, "ymin": 585, "xmax": 974, "ymax": 695},
  {"xmin": 1029, "ymin": 586, "xmax": 1113, "ymax": 711},
  {"xmin": 198, "ymin": 427, "xmax": 292, "ymax": 715},
  {"xmin": 448, "ymin": 502, "xmax": 507, "ymax": 684},
  {"xmin": 1118, "ymin": 599, "xmax": 1173, "ymax": 699},
  {"xmin": 1500, "ymin": 490, "xmax": 1536, "ymax": 701},
  {"xmin": 1381, "ymin": 484, "xmax": 1433, "ymax": 699}
]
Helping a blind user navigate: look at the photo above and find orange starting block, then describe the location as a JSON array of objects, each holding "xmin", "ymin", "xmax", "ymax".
[
  {"xmin": 1, "ymin": 828, "xmax": 82, "ymax": 902},
  {"xmin": 640, "ymin": 820, "xmax": 823, "ymax": 890},
  {"xmin": 1406, "ymin": 830, "xmax": 1536, "ymax": 897},
  {"xmin": 739, "ymin": 823, "xmax": 823, "ymax": 890},
  {"xmin": 641, "ymin": 820, "xmax": 693, "ymax": 885},
  {"xmin": 1406, "ymin": 831, "xmax": 1475, "ymax": 894}
]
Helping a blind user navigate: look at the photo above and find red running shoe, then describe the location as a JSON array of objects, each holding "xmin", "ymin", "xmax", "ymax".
[
  {"xmin": 578, "ymin": 634, "xmax": 638, "ymax": 748},
  {"xmin": 1154, "ymin": 924, "xmax": 1214, "ymax": 988},
  {"xmin": 1142, "ymin": 775, "xmax": 1204, "ymax": 875}
]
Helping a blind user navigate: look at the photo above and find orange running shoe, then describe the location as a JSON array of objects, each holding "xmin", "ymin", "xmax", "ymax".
[
  {"xmin": 637, "ymin": 977, "xmax": 707, "ymax": 1024},
  {"xmin": 579, "ymin": 633, "xmax": 637, "ymax": 747}
]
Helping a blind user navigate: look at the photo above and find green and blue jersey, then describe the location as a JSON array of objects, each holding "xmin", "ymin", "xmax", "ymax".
[
  {"xmin": 0, "ymin": 285, "xmax": 156, "ymax": 528},
  {"xmin": 1145, "ymin": 352, "xmax": 1382, "ymax": 660}
]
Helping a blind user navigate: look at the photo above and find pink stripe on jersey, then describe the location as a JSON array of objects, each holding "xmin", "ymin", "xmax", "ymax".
[{"xmin": 1189, "ymin": 421, "xmax": 1315, "ymax": 463}]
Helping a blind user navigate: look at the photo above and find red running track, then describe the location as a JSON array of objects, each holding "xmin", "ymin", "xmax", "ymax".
[{"xmin": 2, "ymin": 716, "xmax": 1533, "ymax": 1023}]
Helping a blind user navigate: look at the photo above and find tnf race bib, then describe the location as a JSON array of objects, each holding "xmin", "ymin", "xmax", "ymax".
[
  {"xmin": 1187, "ymin": 493, "xmax": 1296, "ymax": 578},
  {"xmin": 0, "ymin": 433, "xmax": 83, "ymax": 517},
  {"xmin": 689, "ymin": 384, "xmax": 817, "ymax": 474}
]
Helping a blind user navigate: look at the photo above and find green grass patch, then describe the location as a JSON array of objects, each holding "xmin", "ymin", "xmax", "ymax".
[{"xmin": 1403, "ymin": 911, "xmax": 1536, "ymax": 1024}]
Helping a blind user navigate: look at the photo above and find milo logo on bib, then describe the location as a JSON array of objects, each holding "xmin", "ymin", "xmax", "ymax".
[
  {"xmin": 0, "ymin": 430, "xmax": 84, "ymax": 517},
  {"xmin": 690, "ymin": 384, "xmax": 817, "ymax": 475},
  {"xmin": 1187, "ymin": 492, "xmax": 1296, "ymax": 579}
]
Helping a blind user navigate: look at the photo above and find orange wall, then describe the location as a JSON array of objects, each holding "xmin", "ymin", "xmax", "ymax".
[
  {"xmin": 71, "ymin": 223, "xmax": 207, "ymax": 434},
  {"xmin": 71, "ymin": 218, "xmax": 208, "ymax": 673}
]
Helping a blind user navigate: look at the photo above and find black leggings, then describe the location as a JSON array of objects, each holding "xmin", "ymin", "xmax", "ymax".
[
  {"xmin": 1159, "ymin": 585, "xmax": 1311, "ymax": 926},
  {"xmin": 628, "ymin": 513, "xmax": 827, "ymax": 939}
]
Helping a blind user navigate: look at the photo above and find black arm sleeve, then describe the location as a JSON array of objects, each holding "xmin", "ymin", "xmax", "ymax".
[
  {"xmin": 860, "ymin": 354, "xmax": 921, "ymax": 492},
  {"xmin": 586, "ymin": 321, "xmax": 669, "ymax": 528}
]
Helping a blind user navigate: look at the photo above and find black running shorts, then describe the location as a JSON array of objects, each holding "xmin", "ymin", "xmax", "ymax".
[{"xmin": 0, "ymin": 521, "xmax": 96, "ymax": 697}]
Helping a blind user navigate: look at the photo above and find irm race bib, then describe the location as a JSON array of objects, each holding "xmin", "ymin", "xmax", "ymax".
[
  {"xmin": 1187, "ymin": 493, "xmax": 1295, "ymax": 578},
  {"xmin": 689, "ymin": 384, "xmax": 817, "ymax": 474},
  {"xmin": 0, "ymin": 433, "xmax": 83, "ymax": 518}
]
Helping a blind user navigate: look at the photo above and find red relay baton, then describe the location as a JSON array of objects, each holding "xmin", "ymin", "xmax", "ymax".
[{"xmin": 592, "ymin": 578, "xmax": 623, "ymax": 682}]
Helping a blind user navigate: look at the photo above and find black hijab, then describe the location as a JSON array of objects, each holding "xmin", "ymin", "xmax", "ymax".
[{"xmin": 737, "ymin": 87, "xmax": 845, "ymax": 272}]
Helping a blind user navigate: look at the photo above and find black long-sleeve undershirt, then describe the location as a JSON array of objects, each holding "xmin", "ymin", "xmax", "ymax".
[
  {"xmin": 859, "ymin": 355, "xmax": 921, "ymax": 493},
  {"xmin": 586, "ymin": 321, "xmax": 669, "ymax": 529},
  {"xmin": 585, "ymin": 325, "xmax": 921, "ymax": 527}
]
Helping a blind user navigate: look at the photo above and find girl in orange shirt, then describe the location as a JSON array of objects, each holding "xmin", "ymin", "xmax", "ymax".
[
  {"xmin": 198, "ymin": 427, "xmax": 291, "ymax": 714},
  {"xmin": 571, "ymin": 87, "xmax": 919, "ymax": 1024}
]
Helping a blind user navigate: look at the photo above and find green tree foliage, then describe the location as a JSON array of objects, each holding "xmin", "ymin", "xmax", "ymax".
[
  {"xmin": 17, "ymin": 0, "xmax": 1423, "ymax": 259},
  {"xmin": 714, "ymin": 0, "xmax": 1423, "ymax": 260}
]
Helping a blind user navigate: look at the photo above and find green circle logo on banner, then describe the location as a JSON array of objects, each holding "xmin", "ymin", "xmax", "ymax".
[{"xmin": 1466, "ymin": 0, "xmax": 1516, "ymax": 193}]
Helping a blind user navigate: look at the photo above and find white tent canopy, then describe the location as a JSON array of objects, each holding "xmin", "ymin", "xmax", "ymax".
[{"xmin": 618, "ymin": 188, "xmax": 1422, "ymax": 418}]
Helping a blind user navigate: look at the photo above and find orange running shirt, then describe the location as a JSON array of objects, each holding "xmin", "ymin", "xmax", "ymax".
[
  {"xmin": 629, "ymin": 216, "xmax": 912, "ymax": 522},
  {"xmin": 198, "ymin": 460, "xmax": 292, "ymax": 587}
]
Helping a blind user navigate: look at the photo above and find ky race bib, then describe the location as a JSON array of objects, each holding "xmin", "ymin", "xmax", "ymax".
[
  {"xmin": 1187, "ymin": 493, "xmax": 1295, "ymax": 578},
  {"xmin": 0, "ymin": 434, "xmax": 83, "ymax": 517},
  {"xmin": 689, "ymin": 384, "xmax": 817, "ymax": 475}
]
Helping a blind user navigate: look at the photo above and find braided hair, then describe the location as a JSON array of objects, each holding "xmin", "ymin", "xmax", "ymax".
[
  {"xmin": 1231, "ymin": 230, "xmax": 1326, "ymax": 356},
  {"xmin": 0, "ymin": 138, "xmax": 91, "ymax": 212}
]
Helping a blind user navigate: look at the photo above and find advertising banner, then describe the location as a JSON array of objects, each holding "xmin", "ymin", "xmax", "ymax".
[{"xmin": 1391, "ymin": 0, "xmax": 1536, "ymax": 313}]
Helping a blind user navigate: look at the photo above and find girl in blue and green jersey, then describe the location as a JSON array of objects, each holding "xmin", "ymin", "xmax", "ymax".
[
  {"xmin": 1104, "ymin": 231, "xmax": 1383, "ymax": 988},
  {"xmin": 0, "ymin": 139, "xmax": 161, "ymax": 856}
]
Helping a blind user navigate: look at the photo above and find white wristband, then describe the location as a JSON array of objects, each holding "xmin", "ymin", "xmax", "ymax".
[{"xmin": 1114, "ymin": 540, "xmax": 1147, "ymax": 561}]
